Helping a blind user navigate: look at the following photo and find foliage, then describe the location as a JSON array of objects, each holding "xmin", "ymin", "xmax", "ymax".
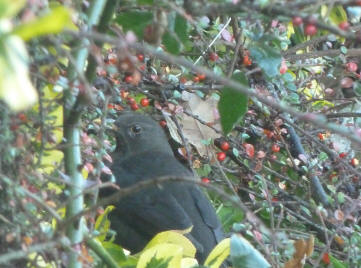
[{"xmin": 0, "ymin": 0, "xmax": 361, "ymax": 268}]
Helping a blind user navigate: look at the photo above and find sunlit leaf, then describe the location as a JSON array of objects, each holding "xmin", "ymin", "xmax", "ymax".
[
  {"xmin": 144, "ymin": 231, "xmax": 196, "ymax": 258},
  {"xmin": 95, "ymin": 206, "xmax": 115, "ymax": 242},
  {"xmin": 137, "ymin": 243, "xmax": 182, "ymax": 268},
  {"xmin": 204, "ymin": 238, "xmax": 230, "ymax": 268},
  {"xmin": 0, "ymin": 0, "xmax": 25, "ymax": 18},
  {"xmin": 13, "ymin": 7, "xmax": 74, "ymax": 41},
  {"xmin": 102, "ymin": 241, "xmax": 127, "ymax": 263},
  {"xmin": 38, "ymin": 149, "xmax": 64, "ymax": 174},
  {"xmin": 0, "ymin": 31, "xmax": 38, "ymax": 110}
]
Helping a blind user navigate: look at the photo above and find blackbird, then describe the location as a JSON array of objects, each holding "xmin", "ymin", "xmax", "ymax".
[{"xmin": 103, "ymin": 112, "xmax": 224, "ymax": 263}]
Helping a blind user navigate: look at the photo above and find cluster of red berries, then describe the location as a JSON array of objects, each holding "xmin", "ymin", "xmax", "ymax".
[
  {"xmin": 292, "ymin": 15, "xmax": 351, "ymax": 37},
  {"xmin": 126, "ymin": 97, "xmax": 150, "ymax": 111},
  {"xmin": 217, "ymin": 141, "xmax": 230, "ymax": 162}
]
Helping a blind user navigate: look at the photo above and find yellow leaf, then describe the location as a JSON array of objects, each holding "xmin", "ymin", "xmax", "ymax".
[
  {"xmin": 204, "ymin": 238, "xmax": 230, "ymax": 268},
  {"xmin": 0, "ymin": 30, "xmax": 38, "ymax": 111},
  {"xmin": 95, "ymin": 205, "xmax": 115, "ymax": 242},
  {"xmin": 144, "ymin": 231, "xmax": 196, "ymax": 258},
  {"xmin": 13, "ymin": 6, "xmax": 75, "ymax": 41},
  {"xmin": 81, "ymin": 168, "xmax": 88, "ymax": 179},
  {"xmin": 37, "ymin": 149, "xmax": 64, "ymax": 174},
  {"xmin": 287, "ymin": 21, "xmax": 295, "ymax": 39},
  {"xmin": 181, "ymin": 257, "xmax": 198, "ymax": 268},
  {"xmin": 137, "ymin": 243, "xmax": 183, "ymax": 268}
]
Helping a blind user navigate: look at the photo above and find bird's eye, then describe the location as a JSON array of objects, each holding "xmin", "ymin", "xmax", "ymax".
[{"xmin": 129, "ymin": 124, "xmax": 142, "ymax": 135}]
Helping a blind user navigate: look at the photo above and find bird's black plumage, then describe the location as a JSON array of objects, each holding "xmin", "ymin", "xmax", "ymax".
[{"xmin": 102, "ymin": 112, "xmax": 224, "ymax": 263}]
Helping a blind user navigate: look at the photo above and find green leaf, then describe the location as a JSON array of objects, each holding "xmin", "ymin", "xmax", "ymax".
[
  {"xmin": 174, "ymin": 15, "xmax": 188, "ymax": 44},
  {"xmin": 0, "ymin": 0, "xmax": 25, "ymax": 19},
  {"xmin": 329, "ymin": 255, "xmax": 347, "ymax": 268},
  {"xmin": 249, "ymin": 44, "xmax": 282, "ymax": 78},
  {"xmin": 218, "ymin": 72, "xmax": 249, "ymax": 134},
  {"xmin": 137, "ymin": 0, "xmax": 154, "ymax": 4},
  {"xmin": 116, "ymin": 11, "xmax": 153, "ymax": 39},
  {"xmin": 13, "ymin": 7, "xmax": 73, "ymax": 41},
  {"xmin": 95, "ymin": 205, "xmax": 115, "ymax": 242},
  {"xmin": 102, "ymin": 241, "xmax": 127, "ymax": 263},
  {"xmin": 163, "ymin": 32, "xmax": 180, "ymax": 54},
  {"xmin": 329, "ymin": 5, "xmax": 348, "ymax": 25},
  {"xmin": 337, "ymin": 192, "xmax": 345, "ymax": 204},
  {"xmin": 230, "ymin": 235, "xmax": 270, "ymax": 268}
]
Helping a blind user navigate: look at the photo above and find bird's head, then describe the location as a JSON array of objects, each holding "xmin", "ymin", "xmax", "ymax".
[{"xmin": 113, "ymin": 112, "xmax": 173, "ymax": 157}]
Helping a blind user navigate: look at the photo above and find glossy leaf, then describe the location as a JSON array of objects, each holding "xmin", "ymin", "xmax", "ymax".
[
  {"xmin": 204, "ymin": 238, "xmax": 230, "ymax": 268},
  {"xmin": 116, "ymin": 11, "xmax": 152, "ymax": 39},
  {"xmin": 230, "ymin": 235, "xmax": 270, "ymax": 268},
  {"xmin": 143, "ymin": 231, "xmax": 196, "ymax": 258},
  {"xmin": 250, "ymin": 44, "xmax": 282, "ymax": 78},
  {"xmin": 218, "ymin": 72, "xmax": 249, "ymax": 134}
]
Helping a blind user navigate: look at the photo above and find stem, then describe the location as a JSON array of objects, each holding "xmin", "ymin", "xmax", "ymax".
[{"xmin": 63, "ymin": 1, "xmax": 108, "ymax": 267}]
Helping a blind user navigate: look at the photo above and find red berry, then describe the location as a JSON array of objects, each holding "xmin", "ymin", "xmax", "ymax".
[
  {"xmin": 243, "ymin": 55, "xmax": 252, "ymax": 66},
  {"xmin": 292, "ymin": 16, "xmax": 303, "ymax": 26},
  {"xmin": 124, "ymin": 75, "xmax": 133, "ymax": 84},
  {"xmin": 304, "ymin": 24, "xmax": 317, "ymax": 36},
  {"xmin": 180, "ymin": 77, "xmax": 187, "ymax": 84},
  {"xmin": 201, "ymin": 177, "xmax": 210, "ymax": 183},
  {"xmin": 279, "ymin": 60, "xmax": 288, "ymax": 74},
  {"xmin": 217, "ymin": 152, "xmax": 226, "ymax": 162},
  {"xmin": 140, "ymin": 98, "xmax": 149, "ymax": 107},
  {"xmin": 193, "ymin": 76, "xmax": 200, "ymax": 83},
  {"xmin": 107, "ymin": 103, "xmax": 115, "ymax": 109},
  {"xmin": 18, "ymin": 113, "xmax": 27, "ymax": 123},
  {"xmin": 338, "ymin": 21, "xmax": 350, "ymax": 31},
  {"xmin": 159, "ymin": 120, "xmax": 167, "ymax": 128},
  {"xmin": 264, "ymin": 129, "xmax": 274, "ymax": 139},
  {"xmin": 271, "ymin": 144, "xmax": 280, "ymax": 153},
  {"xmin": 130, "ymin": 103, "xmax": 139, "ymax": 111},
  {"xmin": 350, "ymin": 158, "xmax": 359, "ymax": 167},
  {"xmin": 127, "ymin": 97, "xmax": 136, "ymax": 104},
  {"xmin": 209, "ymin": 52, "xmax": 219, "ymax": 62},
  {"xmin": 220, "ymin": 141, "xmax": 230, "ymax": 151},
  {"xmin": 318, "ymin": 133, "xmax": 325, "ymax": 140},
  {"xmin": 339, "ymin": 152, "xmax": 347, "ymax": 158},
  {"xmin": 322, "ymin": 253, "xmax": 330, "ymax": 265},
  {"xmin": 137, "ymin": 54, "xmax": 144, "ymax": 62},
  {"xmin": 198, "ymin": 74, "xmax": 206, "ymax": 81},
  {"xmin": 346, "ymin": 62, "xmax": 358, "ymax": 72}
]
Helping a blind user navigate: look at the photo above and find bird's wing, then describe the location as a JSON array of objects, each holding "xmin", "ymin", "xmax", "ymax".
[{"xmin": 191, "ymin": 187, "xmax": 225, "ymax": 243}]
